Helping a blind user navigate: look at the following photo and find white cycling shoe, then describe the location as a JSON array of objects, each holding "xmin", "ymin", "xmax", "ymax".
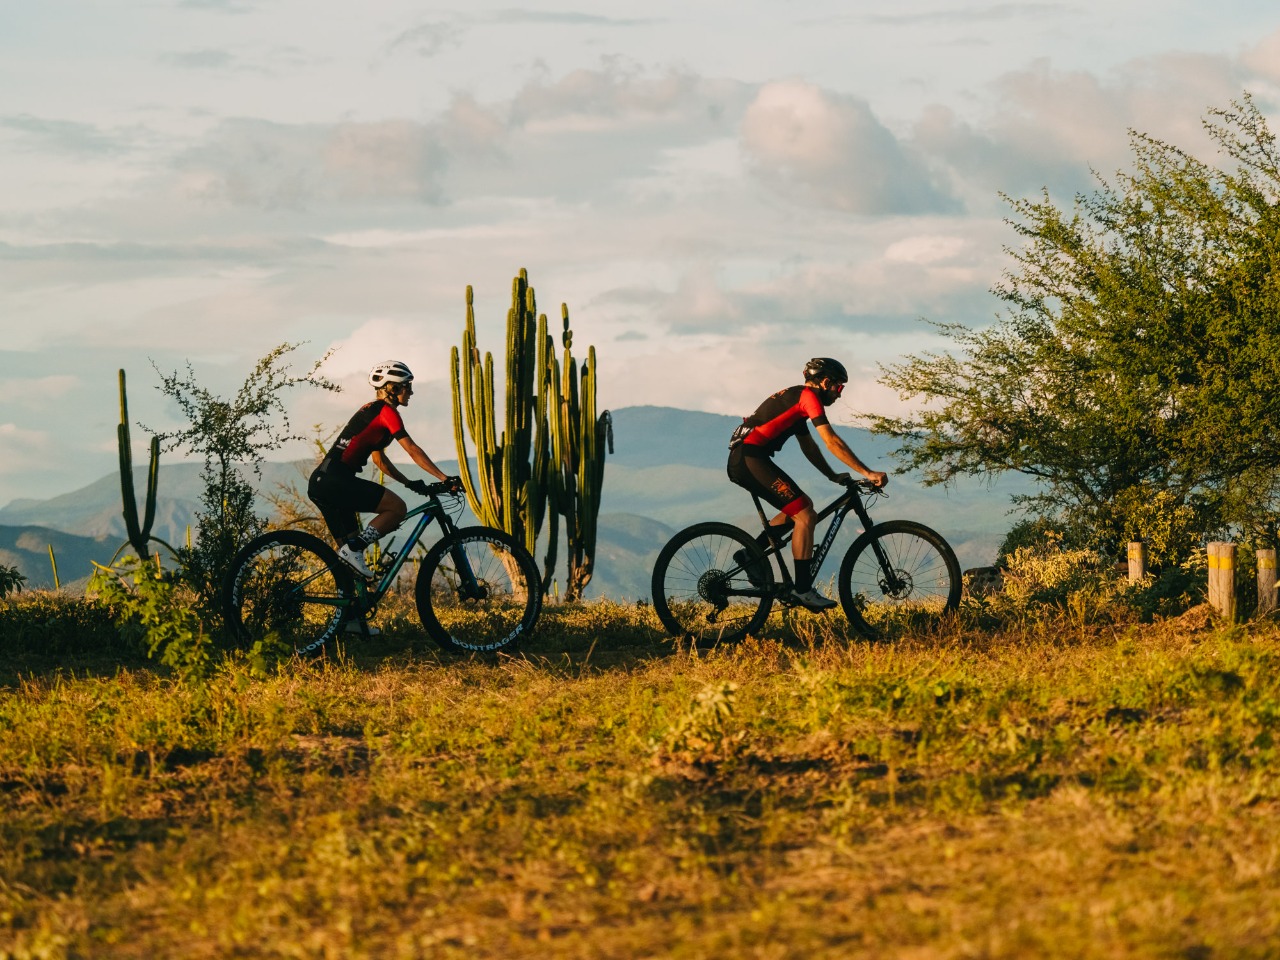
[
  {"xmin": 337, "ymin": 543, "xmax": 374, "ymax": 578},
  {"xmin": 788, "ymin": 588, "xmax": 837, "ymax": 612},
  {"xmin": 342, "ymin": 620, "xmax": 382, "ymax": 637}
]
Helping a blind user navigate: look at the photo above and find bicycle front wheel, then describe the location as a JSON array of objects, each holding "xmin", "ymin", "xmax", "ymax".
[
  {"xmin": 651, "ymin": 522, "xmax": 773, "ymax": 645},
  {"xmin": 837, "ymin": 520, "xmax": 961, "ymax": 640},
  {"xmin": 414, "ymin": 526, "xmax": 543, "ymax": 654},
  {"xmin": 223, "ymin": 530, "xmax": 356, "ymax": 656}
]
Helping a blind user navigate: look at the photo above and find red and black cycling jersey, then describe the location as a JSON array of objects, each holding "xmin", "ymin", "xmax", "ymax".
[
  {"xmin": 323, "ymin": 400, "xmax": 407, "ymax": 472},
  {"xmin": 741, "ymin": 385, "xmax": 829, "ymax": 456}
]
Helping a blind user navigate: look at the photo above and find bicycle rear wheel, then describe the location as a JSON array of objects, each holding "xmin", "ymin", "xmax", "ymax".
[
  {"xmin": 651, "ymin": 522, "xmax": 773, "ymax": 645},
  {"xmin": 837, "ymin": 520, "xmax": 961, "ymax": 640},
  {"xmin": 223, "ymin": 530, "xmax": 356, "ymax": 656},
  {"xmin": 414, "ymin": 526, "xmax": 542, "ymax": 654}
]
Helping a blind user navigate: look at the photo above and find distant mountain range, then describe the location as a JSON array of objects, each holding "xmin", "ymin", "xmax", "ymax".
[{"xmin": 0, "ymin": 406, "xmax": 1030, "ymax": 598}]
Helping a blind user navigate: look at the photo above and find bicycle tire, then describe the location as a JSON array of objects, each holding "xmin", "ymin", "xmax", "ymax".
[
  {"xmin": 837, "ymin": 519, "xmax": 961, "ymax": 640},
  {"xmin": 414, "ymin": 526, "xmax": 542, "ymax": 654},
  {"xmin": 651, "ymin": 522, "xmax": 773, "ymax": 645},
  {"xmin": 223, "ymin": 530, "xmax": 356, "ymax": 656}
]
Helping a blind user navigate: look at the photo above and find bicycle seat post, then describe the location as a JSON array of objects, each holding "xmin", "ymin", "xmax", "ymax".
[{"xmin": 751, "ymin": 494, "xmax": 790, "ymax": 560}]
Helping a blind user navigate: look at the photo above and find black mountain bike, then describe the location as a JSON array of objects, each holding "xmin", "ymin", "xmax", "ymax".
[
  {"xmin": 223, "ymin": 481, "xmax": 542, "ymax": 656},
  {"xmin": 651, "ymin": 478, "xmax": 961, "ymax": 644}
]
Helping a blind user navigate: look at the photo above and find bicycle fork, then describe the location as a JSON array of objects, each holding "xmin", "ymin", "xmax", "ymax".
[{"xmin": 447, "ymin": 542, "xmax": 487, "ymax": 601}]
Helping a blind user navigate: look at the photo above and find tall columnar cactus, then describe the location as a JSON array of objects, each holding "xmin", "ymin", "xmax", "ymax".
[
  {"xmin": 546, "ymin": 304, "xmax": 613, "ymax": 600},
  {"xmin": 450, "ymin": 271, "xmax": 550, "ymax": 559},
  {"xmin": 451, "ymin": 270, "xmax": 612, "ymax": 598},
  {"xmin": 118, "ymin": 369, "xmax": 161, "ymax": 561}
]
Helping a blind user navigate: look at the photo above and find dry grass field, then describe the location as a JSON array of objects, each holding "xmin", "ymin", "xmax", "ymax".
[{"xmin": 4, "ymin": 585, "xmax": 1280, "ymax": 959}]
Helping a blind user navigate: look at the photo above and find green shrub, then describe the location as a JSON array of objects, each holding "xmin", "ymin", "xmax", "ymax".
[
  {"xmin": 1110, "ymin": 484, "xmax": 1204, "ymax": 568},
  {"xmin": 0, "ymin": 563, "xmax": 26, "ymax": 599},
  {"xmin": 996, "ymin": 517, "xmax": 1070, "ymax": 568},
  {"xmin": 89, "ymin": 558, "xmax": 212, "ymax": 683},
  {"xmin": 973, "ymin": 530, "xmax": 1137, "ymax": 627},
  {"xmin": 0, "ymin": 590, "xmax": 129, "ymax": 657}
]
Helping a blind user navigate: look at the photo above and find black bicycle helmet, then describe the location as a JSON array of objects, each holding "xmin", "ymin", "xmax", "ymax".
[{"xmin": 803, "ymin": 357, "xmax": 848, "ymax": 384}]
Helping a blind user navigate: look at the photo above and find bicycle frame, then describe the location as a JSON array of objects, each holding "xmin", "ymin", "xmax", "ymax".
[
  {"xmin": 349, "ymin": 494, "xmax": 479, "ymax": 613},
  {"xmin": 747, "ymin": 482, "xmax": 884, "ymax": 591}
]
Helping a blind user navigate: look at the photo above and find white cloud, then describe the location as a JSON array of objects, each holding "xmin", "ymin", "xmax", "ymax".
[
  {"xmin": 511, "ymin": 59, "xmax": 741, "ymax": 131},
  {"xmin": 387, "ymin": 21, "xmax": 465, "ymax": 59},
  {"xmin": 174, "ymin": 118, "xmax": 450, "ymax": 209},
  {"xmin": 741, "ymin": 80, "xmax": 958, "ymax": 215},
  {"xmin": 0, "ymin": 375, "xmax": 76, "ymax": 403},
  {"xmin": 914, "ymin": 51, "xmax": 1270, "ymax": 208},
  {"xmin": 1242, "ymin": 29, "xmax": 1280, "ymax": 84},
  {"xmin": 884, "ymin": 234, "xmax": 970, "ymax": 265},
  {"xmin": 0, "ymin": 424, "xmax": 50, "ymax": 473}
]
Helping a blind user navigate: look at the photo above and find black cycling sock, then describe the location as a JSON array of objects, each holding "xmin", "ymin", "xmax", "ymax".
[{"xmin": 794, "ymin": 557, "xmax": 812, "ymax": 592}]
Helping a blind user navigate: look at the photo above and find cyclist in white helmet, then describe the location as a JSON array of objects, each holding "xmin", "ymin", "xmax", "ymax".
[{"xmin": 309, "ymin": 360, "xmax": 459, "ymax": 586}]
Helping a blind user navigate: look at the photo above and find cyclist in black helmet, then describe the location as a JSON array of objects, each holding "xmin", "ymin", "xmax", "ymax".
[
  {"xmin": 727, "ymin": 357, "xmax": 888, "ymax": 611},
  {"xmin": 309, "ymin": 361, "xmax": 459, "ymax": 593}
]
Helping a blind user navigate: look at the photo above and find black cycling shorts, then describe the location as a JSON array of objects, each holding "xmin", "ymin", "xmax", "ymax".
[
  {"xmin": 727, "ymin": 445, "xmax": 812, "ymax": 516},
  {"xmin": 308, "ymin": 460, "xmax": 387, "ymax": 541}
]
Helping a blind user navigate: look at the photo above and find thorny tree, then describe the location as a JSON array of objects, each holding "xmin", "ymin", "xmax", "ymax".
[
  {"xmin": 149, "ymin": 343, "xmax": 338, "ymax": 601},
  {"xmin": 863, "ymin": 95, "xmax": 1280, "ymax": 565}
]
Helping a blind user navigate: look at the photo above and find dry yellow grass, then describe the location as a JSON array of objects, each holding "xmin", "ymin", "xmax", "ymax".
[{"xmin": 3, "ymin": 596, "xmax": 1280, "ymax": 958}]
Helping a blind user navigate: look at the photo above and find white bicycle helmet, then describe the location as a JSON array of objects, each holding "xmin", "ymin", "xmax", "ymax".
[{"xmin": 368, "ymin": 360, "xmax": 414, "ymax": 388}]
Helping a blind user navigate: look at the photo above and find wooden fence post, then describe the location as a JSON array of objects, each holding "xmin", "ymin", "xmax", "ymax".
[
  {"xmin": 1127, "ymin": 541, "xmax": 1147, "ymax": 581},
  {"xmin": 1207, "ymin": 542, "xmax": 1237, "ymax": 622},
  {"xmin": 1259, "ymin": 548, "xmax": 1277, "ymax": 617}
]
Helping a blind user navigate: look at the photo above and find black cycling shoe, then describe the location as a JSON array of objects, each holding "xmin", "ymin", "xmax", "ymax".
[{"xmin": 733, "ymin": 548, "xmax": 768, "ymax": 588}]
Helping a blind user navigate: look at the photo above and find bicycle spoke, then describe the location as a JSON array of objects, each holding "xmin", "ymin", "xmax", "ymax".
[
  {"xmin": 839, "ymin": 520, "xmax": 960, "ymax": 639},
  {"xmin": 416, "ymin": 528, "xmax": 542, "ymax": 653},
  {"xmin": 652, "ymin": 523, "xmax": 772, "ymax": 645},
  {"xmin": 224, "ymin": 532, "xmax": 353, "ymax": 654}
]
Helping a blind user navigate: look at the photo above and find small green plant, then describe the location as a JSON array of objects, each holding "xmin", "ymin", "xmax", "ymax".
[
  {"xmin": 652, "ymin": 681, "xmax": 747, "ymax": 770},
  {"xmin": 89, "ymin": 557, "xmax": 211, "ymax": 683},
  {"xmin": 0, "ymin": 563, "xmax": 26, "ymax": 599},
  {"xmin": 975, "ymin": 529, "xmax": 1144, "ymax": 627},
  {"xmin": 0, "ymin": 591, "xmax": 130, "ymax": 659},
  {"xmin": 995, "ymin": 517, "xmax": 1064, "ymax": 567}
]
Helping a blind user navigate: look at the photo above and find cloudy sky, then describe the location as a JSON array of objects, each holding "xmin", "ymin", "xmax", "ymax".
[{"xmin": 2, "ymin": 1, "xmax": 1279, "ymax": 507}]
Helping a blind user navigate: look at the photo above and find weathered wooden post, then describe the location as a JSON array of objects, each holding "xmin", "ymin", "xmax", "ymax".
[
  {"xmin": 1258, "ymin": 548, "xmax": 1277, "ymax": 617},
  {"xmin": 1127, "ymin": 541, "xmax": 1147, "ymax": 581},
  {"xmin": 1207, "ymin": 542, "xmax": 1237, "ymax": 621}
]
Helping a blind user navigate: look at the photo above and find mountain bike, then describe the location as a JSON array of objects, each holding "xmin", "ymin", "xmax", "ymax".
[
  {"xmin": 651, "ymin": 478, "xmax": 961, "ymax": 644},
  {"xmin": 223, "ymin": 481, "xmax": 542, "ymax": 656}
]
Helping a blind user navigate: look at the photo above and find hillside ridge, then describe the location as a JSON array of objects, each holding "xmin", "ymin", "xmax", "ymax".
[{"xmin": 0, "ymin": 405, "xmax": 1025, "ymax": 595}]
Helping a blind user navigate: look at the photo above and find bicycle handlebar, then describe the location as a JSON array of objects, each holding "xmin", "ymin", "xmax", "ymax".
[
  {"xmin": 837, "ymin": 476, "xmax": 887, "ymax": 495},
  {"xmin": 410, "ymin": 479, "xmax": 463, "ymax": 498}
]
